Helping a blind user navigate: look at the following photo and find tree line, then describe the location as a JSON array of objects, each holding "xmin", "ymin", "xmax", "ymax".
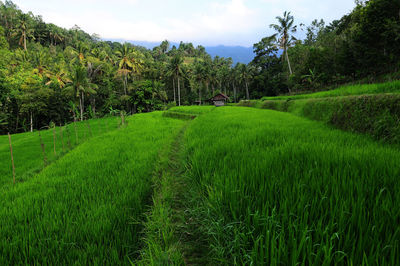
[{"xmin": 1, "ymin": 0, "xmax": 399, "ymax": 134}]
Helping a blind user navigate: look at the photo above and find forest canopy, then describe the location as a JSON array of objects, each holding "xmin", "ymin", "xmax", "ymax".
[{"xmin": 0, "ymin": 0, "xmax": 399, "ymax": 134}]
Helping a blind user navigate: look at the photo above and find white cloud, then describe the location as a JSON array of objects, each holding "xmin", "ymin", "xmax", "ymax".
[{"xmin": 16, "ymin": 0, "xmax": 355, "ymax": 46}]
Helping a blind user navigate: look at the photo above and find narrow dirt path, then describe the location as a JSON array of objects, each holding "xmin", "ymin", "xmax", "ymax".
[{"xmin": 139, "ymin": 123, "xmax": 209, "ymax": 265}]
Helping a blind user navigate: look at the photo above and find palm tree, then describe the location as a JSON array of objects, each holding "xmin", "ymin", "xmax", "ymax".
[
  {"xmin": 115, "ymin": 44, "xmax": 144, "ymax": 95},
  {"xmin": 168, "ymin": 54, "xmax": 184, "ymax": 106},
  {"xmin": 269, "ymin": 11, "xmax": 297, "ymax": 77},
  {"xmin": 237, "ymin": 63, "xmax": 253, "ymax": 100},
  {"xmin": 65, "ymin": 65, "xmax": 97, "ymax": 121},
  {"xmin": 193, "ymin": 61, "xmax": 205, "ymax": 105},
  {"xmin": 13, "ymin": 14, "xmax": 35, "ymax": 50}
]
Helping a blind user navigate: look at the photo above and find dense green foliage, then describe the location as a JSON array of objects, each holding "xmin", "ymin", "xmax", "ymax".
[
  {"xmin": 0, "ymin": 112, "xmax": 184, "ymax": 264},
  {"xmin": 184, "ymin": 106, "xmax": 400, "ymax": 264},
  {"xmin": 0, "ymin": 1, "xmax": 240, "ymax": 134},
  {"xmin": 1, "ymin": 0, "xmax": 399, "ymax": 134},
  {"xmin": 250, "ymin": 0, "xmax": 400, "ymax": 97}
]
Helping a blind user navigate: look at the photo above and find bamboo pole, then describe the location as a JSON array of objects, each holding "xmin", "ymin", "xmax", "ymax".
[
  {"xmin": 8, "ymin": 133, "xmax": 16, "ymax": 184},
  {"xmin": 60, "ymin": 125, "xmax": 65, "ymax": 152},
  {"xmin": 66, "ymin": 125, "xmax": 72, "ymax": 149},
  {"xmin": 87, "ymin": 120, "xmax": 93, "ymax": 137},
  {"xmin": 38, "ymin": 130, "xmax": 47, "ymax": 167},
  {"xmin": 73, "ymin": 120, "xmax": 78, "ymax": 145},
  {"xmin": 53, "ymin": 126, "xmax": 57, "ymax": 156}
]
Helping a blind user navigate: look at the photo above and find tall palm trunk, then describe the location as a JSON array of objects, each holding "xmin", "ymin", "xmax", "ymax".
[
  {"xmin": 233, "ymin": 83, "xmax": 237, "ymax": 103},
  {"xmin": 199, "ymin": 85, "xmax": 202, "ymax": 105},
  {"xmin": 123, "ymin": 72, "xmax": 128, "ymax": 95},
  {"xmin": 79, "ymin": 91, "xmax": 84, "ymax": 121},
  {"xmin": 245, "ymin": 81, "xmax": 250, "ymax": 100},
  {"xmin": 285, "ymin": 48, "xmax": 293, "ymax": 75},
  {"xmin": 30, "ymin": 111, "xmax": 33, "ymax": 132},
  {"xmin": 23, "ymin": 31, "xmax": 27, "ymax": 51},
  {"xmin": 177, "ymin": 75, "xmax": 181, "ymax": 106},
  {"xmin": 173, "ymin": 77, "xmax": 176, "ymax": 103}
]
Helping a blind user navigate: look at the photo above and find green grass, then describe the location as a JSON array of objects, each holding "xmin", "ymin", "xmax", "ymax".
[
  {"xmin": 184, "ymin": 106, "xmax": 400, "ymax": 265},
  {"xmin": 0, "ymin": 112, "xmax": 184, "ymax": 264},
  {"xmin": 0, "ymin": 117, "xmax": 120, "ymax": 188},
  {"xmin": 261, "ymin": 80, "xmax": 400, "ymax": 101},
  {"xmin": 168, "ymin": 105, "xmax": 216, "ymax": 115}
]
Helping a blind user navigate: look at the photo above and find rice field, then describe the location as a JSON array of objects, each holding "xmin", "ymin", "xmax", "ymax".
[
  {"xmin": 0, "ymin": 106, "xmax": 399, "ymax": 265},
  {"xmin": 261, "ymin": 80, "xmax": 400, "ymax": 101},
  {"xmin": 184, "ymin": 106, "xmax": 400, "ymax": 265},
  {"xmin": 0, "ymin": 112, "xmax": 184, "ymax": 264},
  {"xmin": 0, "ymin": 117, "xmax": 120, "ymax": 188}
]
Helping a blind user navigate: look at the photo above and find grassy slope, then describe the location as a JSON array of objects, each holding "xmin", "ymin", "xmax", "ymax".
[
  {"xmin": 168, "ymin": 106, "xmax": 216, "ymax": 115},
  {"xmin": 184, "ymin": 107, "xmax": 400, "ymax": 265},
  {"xmin": 0, "ymin": 117, "xmax": 120, "ymax": 187},
  {"xmin": 261, "ymin": 80, "xmax": 400, "ymax": 101},
  {"xmin": 0, "ymin": 112, "xmax": 184, "ymax": 264}
]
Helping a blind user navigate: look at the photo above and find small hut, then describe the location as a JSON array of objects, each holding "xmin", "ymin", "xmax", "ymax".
[{"xmin": 209, "ymin": 93, "xmax": 229, "ymax": 107}]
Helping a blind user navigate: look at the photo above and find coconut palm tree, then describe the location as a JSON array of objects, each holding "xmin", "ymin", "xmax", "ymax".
[
  {"xmin": 13, "ymin": 14, "xmax": 35, "ymax": 50},
  {"xmin": 168, "ymin": 54, "xmax": 184, "ymax": 106},
  {"xmin": 269, "ymin": 11, "xmax": 297, "ymax": 76},
  {"xmin": 115, "ymin": 44, "xmax": 144, "ymax": 95},
  {"xmin": 65, "ymin": 64, "xmax": 97, "ymax": 121},
  {"xmin": 237, "ymin": 63, "xmax": 254, "ymax": 100}
]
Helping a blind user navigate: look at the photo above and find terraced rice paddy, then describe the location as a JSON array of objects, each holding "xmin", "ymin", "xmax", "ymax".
[{"xmin": 1, "ymin": 107, "xmax": 399, "ymax": 265}]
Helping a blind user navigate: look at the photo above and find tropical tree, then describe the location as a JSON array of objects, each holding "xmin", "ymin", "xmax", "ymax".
[
  {"xmin": 65, "ymin": 64, "xmax": 97, "ymax": 121},
  {"xmin": 269, "ymin": 11, "xmax": 297, "ymax": 77},
  {"xmin": 115, "ymin": 43, "xmax": 144, "ymax": 96},
  {"xmin": 13, "ymin": 13, "xmax": 34, "ymax": 50},
  {"xmin": 237, "ymin": 63, "xmax": 253, "ymax": 100},
  {"xmin": 168, "ymin": 54, "xmax": 184, "ymax": 106}
]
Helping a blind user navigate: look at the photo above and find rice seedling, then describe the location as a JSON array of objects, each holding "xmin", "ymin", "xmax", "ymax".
[
  {"xmin": 0, "ymin": 112, "xmax": 184, "ymax": 264},
  {"xmin": 261, "ymin": 80, "xmax": 400, "ymax": 101},
  {"xmin": 184, "ymin": 106, "xmax": 400, "ymax": 265},
  {"xmin": 0, "ymin": 117, "xmax": 121, "ymax": 188}
]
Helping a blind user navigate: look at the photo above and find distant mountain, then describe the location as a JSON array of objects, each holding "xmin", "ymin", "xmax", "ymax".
[
  {"xmin": 105, "ymin": 39, "xmax": 255, "ymax": 64},
  {"xmin": 205, "ymin": 45, "xmax": 254, "ymax": 64}
]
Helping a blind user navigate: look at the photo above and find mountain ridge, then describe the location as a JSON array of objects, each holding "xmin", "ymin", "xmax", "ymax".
[{"xmin": 105, "ymin": 39, "xmax": 255, "ymax": 64}]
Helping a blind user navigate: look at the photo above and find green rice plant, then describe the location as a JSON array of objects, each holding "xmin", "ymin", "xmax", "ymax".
[
  {"xmin": 261, "ymin": 80, "xmax": 400, "ymax": 101},
  {"xmin": 168, "ymin": 105, "xmax": 216, "ymax": 115},
  {"xmin": 0, "ymin": 117, "xmax": 120, "ymax": 188},
  {"xmin": 184, "ymin": 107, "xmax": 400, "ymax": 265},
  {"xmin": 0, "ymin": 112, "xmax": 184, "ymax": 264},
  {"xmin": 256, "ymin": 94, "xmax": 400, "ymax": 144}
]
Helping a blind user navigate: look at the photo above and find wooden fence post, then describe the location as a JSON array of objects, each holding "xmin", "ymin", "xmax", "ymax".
[
  {"xmin": 73, "ymin": 120, "xmax": 78, "ymax": 145},
  {"xmin": 53, "ymin": 125, "xmax": 57, "ymax": 156},
  {"xmin": 120, "ymin": 111, "xmax": 125, "ymax": 127},
  {"xmin": 87, "ymin": 120, "xmax": 93, "ymax": 137},
  {"xmin": 8, "ymin": 133, "xmax": 16, "ymax": 184},
  {"xmin": 38, "ymin": 130, "xmax": 47, "ymax": 167},
  {"xmin": 60, "ymin": 124, "xmax": 65, "ymax": 152},
  {"xmin": 66, "ymin": 125, "xmax": 72, "ymax": 149}
]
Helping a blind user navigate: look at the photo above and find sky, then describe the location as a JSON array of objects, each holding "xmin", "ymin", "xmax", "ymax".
[{"xmin": 16, "ymin": 0, "xmax": 356, "ymax": 47}]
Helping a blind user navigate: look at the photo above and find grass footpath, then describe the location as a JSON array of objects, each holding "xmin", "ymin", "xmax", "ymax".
[{"xmin": 139, "ymin": 118, "xmax": 210, "ymax": 265}]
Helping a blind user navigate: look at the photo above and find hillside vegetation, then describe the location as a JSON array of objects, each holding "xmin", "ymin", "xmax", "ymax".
[{"xmin": 2, "ymin": 0, "xmax": 400, "ymax": 136}]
